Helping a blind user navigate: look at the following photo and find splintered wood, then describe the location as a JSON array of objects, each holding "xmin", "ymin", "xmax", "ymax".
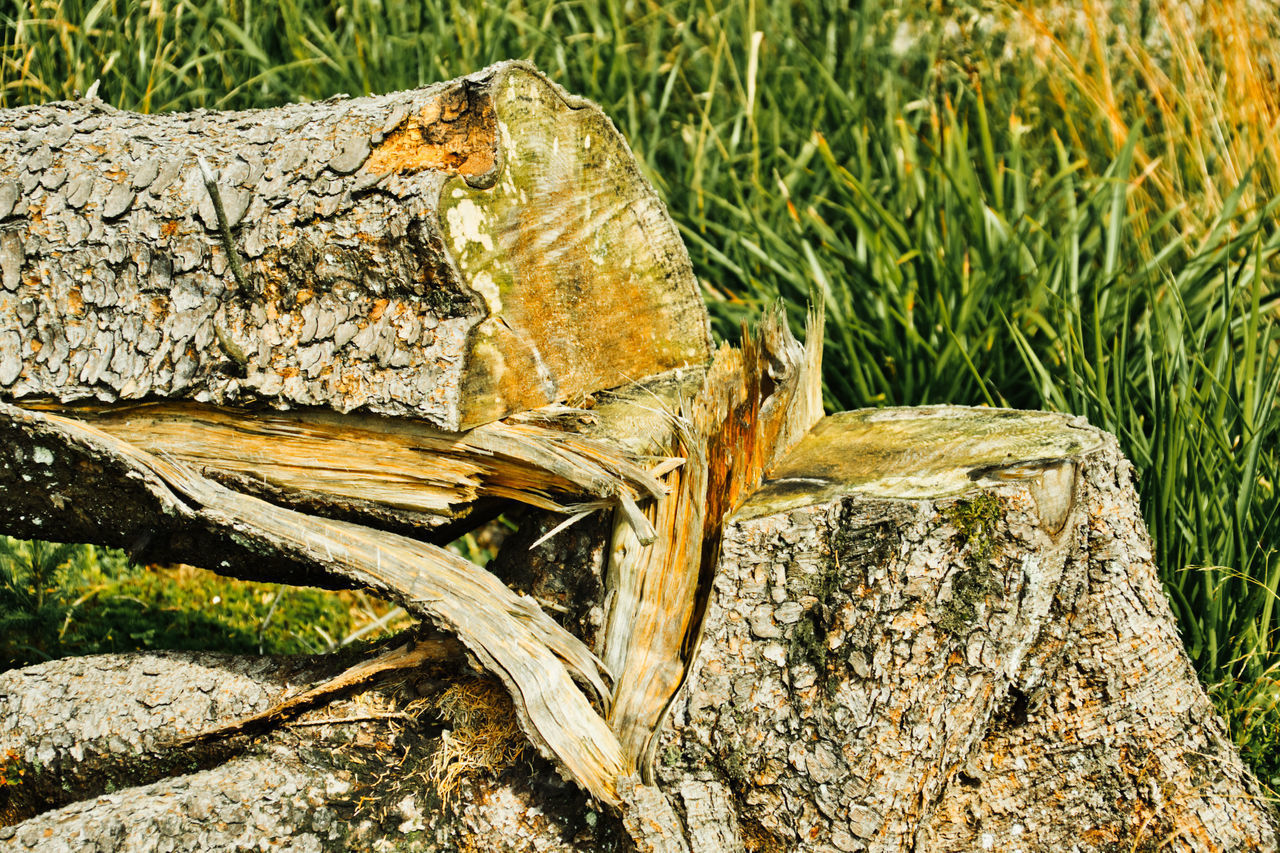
[
  {"xmin": 0, "ymin": 302, "xmax": 820, "ymax": 801},
  {"xmin": 0, "ymin": 57, "xmax": 755, "ymax": 812},
  {"xmin": 1, "ymin": 402, "xmax": 629, "ymax": 804},
  {"xmin": 602, "ymin": 305, "xmax": 824, "ymax": 776},
  {"xmin": 47, "ymin": 402, "xmax": 667, "ymax": 537},
  {"xmin": 0, "ymin": 303, "xmax": 823, "ymax": 811}
]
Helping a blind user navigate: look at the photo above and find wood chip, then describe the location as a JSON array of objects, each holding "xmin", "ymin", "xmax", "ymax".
[{"xmin": 101, "ymin": 183, "xmax": 136, "ymax": 219}]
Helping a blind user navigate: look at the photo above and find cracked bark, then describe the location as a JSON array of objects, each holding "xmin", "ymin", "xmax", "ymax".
[
  {"xmin": 0, "ymin": 649, "xmax": 627, "ymax": 852},
  {"xmin": 0, "ymin": 61, "xmax": 709, "ymax": 431}
]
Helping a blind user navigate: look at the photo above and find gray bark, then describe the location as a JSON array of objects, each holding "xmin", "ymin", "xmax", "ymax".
[
  {"xmin": 0, "ymin": 651, "xmax": 623, "ymax": 852},
  {"xmin": 0, "ymin": 61, "xmax": 709, "ymax": 431}
]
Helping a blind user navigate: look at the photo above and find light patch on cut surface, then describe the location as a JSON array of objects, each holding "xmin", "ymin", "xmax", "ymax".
[
  {"xmin": 445, "ymin": 198, "xmax": 495, "ymax": 255},
  {"xmin": 468, "ymin": 271, "xmax": 503, "ymax": 314},
  {"xmin": 737, "ymin": 406, "xmax": 1104, "ymax": 519}
]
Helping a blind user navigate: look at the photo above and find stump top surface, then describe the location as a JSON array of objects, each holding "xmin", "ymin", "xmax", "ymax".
[{"xmin": 737, "ymin": 406, "xmax": 1104, "ymax": 519}]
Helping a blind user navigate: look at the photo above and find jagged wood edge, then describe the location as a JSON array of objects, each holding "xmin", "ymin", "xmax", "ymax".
[
  {"xmin": 602, "ymin": 302, "xmax": 825, "ymax": 783},
  {"xmin": 32, "ymin": 400, "xmax": 669, "ymax": 549},
  {"xmin": 0, "ymin": 401, "xmax": 626, "ymax": 805}
]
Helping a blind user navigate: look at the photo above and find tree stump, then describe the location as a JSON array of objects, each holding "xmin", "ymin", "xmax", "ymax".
[
  {"xmin": 0, "ymin": 63, "xmax": 1274, "ymax": 852},
  {"xmin": 656, "ymin": 407, "xmax": 1276, "ymax": 851}
]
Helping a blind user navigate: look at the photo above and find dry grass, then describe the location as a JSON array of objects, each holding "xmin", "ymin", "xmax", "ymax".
[
  {"xmin": 428, "ymin": 677, "xmax": 527, "ymax": 806},
  {"xmin": 1016, "ymin": 0, "xmax": 1280, "ymax": 234}
]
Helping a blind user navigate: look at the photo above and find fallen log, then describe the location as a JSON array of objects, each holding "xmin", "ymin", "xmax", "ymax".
[
  {"xmin": 0, "ymin": 647, "xmax": 626, "ymax": 851},
  {"xmin": 0, "ymin": 61, "xmax": 709, "ymax": 431},
  {"xmin": 0, "ymin": 63, "xmax": 1275, "ymax": 852}
]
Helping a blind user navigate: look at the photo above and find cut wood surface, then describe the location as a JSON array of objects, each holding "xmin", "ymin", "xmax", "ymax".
[{"xmin": 0, "ymin": 61, "xmax": 709, "ymax": 430}]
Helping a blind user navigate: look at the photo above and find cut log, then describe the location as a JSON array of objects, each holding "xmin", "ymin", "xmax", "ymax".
[{"xmin": 0, "ymin": 61, "xmax": 709, "ymax": 430}]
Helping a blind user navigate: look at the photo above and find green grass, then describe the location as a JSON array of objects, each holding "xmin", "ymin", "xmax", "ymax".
[
  {"xmin": 0, "ymin": 535, "xmax": 372, "ymax": 667},
  {"xmin": 2, "ymin": 0, "xmax": 1278, "ymax": 786}
]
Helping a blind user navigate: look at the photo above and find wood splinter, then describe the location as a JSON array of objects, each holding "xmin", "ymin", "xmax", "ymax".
[{"xmin": 174, "ymin": 634, "xmax": 464, "ymax": 747}]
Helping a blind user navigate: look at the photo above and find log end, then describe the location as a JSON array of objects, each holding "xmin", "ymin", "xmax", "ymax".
[
  {"xmin": 443, "ymin": 63, "xmax": 712, "ymax": 429},
  {"xmin": 739, "ymin": 405, "xmax": 1105, "ymax": 522}
]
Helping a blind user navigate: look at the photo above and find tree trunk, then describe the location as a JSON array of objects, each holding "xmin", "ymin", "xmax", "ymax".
[
  {"xmin": 656, "ymin": 407, "xmax": 1277, "ymax": 851},
  {"xmin": 0, "ymin": 647, "xmax": 627, "ymax": 853},
  {"xmin": 0, "ymin": 61, "xmax": 709, "ymax": 431}
]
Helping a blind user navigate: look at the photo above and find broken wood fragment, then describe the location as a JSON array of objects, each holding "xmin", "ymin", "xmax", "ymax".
[
  {"xmin": 602, "ymin": 304, "xmax": 824, "ymax": 778},
  {"xmin": 175, "ymin": 633, "xmax": 463, "ymax": 747},
  {"xmin": 29, "ymin": 399, "xmax": 668, "ymax": 541},
  {"xmin": 0, "ymin": 401, "xmax": 627, "ymax": 805}
]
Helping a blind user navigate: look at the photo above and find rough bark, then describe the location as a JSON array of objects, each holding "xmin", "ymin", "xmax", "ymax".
[
  {"xmin": 0, "ymin": 61, "xmax": 709, "ymax": 431},
  {"xmin": 655, "ymin": 407, "xmax": 1276, "ymax": 851},
  {"xmin": 0, "ymin": 650, "xmax": 626, "ymax": 852}
]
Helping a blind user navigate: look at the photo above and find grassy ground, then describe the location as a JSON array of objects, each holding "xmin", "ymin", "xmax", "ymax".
[
  {"xmin": 2, "ymin": 0, "xmax": 1277, "ymax": 786},
  {"xmin": 0, "ymin": 535, "xmax": 412, "ymax": 665}
]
